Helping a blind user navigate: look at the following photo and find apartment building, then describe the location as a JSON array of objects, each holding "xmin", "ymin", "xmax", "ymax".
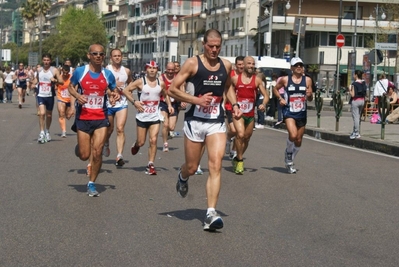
[{"xmin": 258, "ymin": 0, "xmax": 399, "ymax": 87}]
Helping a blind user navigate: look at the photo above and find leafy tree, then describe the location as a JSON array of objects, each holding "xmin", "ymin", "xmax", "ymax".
[{"xmin": 46, "ymin": 7, "xmax": 107, "ymax": 65}]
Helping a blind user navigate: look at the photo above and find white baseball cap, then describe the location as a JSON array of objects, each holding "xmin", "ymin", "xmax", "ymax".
[{"xmin": 290, "ymin": 57, "xmax": 304, "ymax": 66}]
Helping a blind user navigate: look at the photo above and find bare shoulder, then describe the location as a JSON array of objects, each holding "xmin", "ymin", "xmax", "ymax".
[{"xmin": 221, "ymin": 58, "xmax": 232, "ymax": 72}]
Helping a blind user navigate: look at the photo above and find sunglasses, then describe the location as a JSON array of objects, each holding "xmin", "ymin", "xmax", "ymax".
[
  {"xmin": 90, "ymin": 52, "xmax": 105, "ymax": 56},
  {"xmin": 294, "ymin": 63, "xmax": 304, "ymax": 67}
]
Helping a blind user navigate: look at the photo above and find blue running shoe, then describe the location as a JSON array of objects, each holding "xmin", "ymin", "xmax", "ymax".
[{"xmin": 87, "ymin": 183, "xmax": 99, "ymax": 197}]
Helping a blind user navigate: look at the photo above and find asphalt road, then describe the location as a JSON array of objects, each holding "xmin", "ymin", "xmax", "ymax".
[{"xmin": 1, "ymin": 95, "xmax": 399, "ymax": 266}]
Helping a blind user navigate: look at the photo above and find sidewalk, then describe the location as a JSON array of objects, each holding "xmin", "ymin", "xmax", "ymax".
[{"xmin": 264, "ymin": 97, "xmax": 399, "ymax": 157}]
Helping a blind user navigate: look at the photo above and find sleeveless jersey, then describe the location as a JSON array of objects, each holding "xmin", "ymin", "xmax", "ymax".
[
  {"xmin": 56, "ymin": 74, "xmax": 71, "ymax": 103},
  {"xmin": 136, "ymin": 77, "xmax": 162, "ymax": 122},
  {"xmin": 160, "ymin": 73, "xmax": 176, "ymax": 103},
  {"xmin": 17, "ymin": 70, "xmax": 28, "ymax": 86},
  {"xmin": 235, "ymin": 74, "xmax": 257, "ymax": 117},
  {"xmin": 37, "ymin": 67, "xmax": 55, "ymax": 97},
  {"xmin": 282, "ymin": 75, "xmax": 307, "ymax": 119},
  {"xmin": 71, "ymin": 65, "xmax": 116, "ymax": 120},
  {"xmin": 106, "ymin": 65, "xmax": 128, "ymax": 108},
  {"xmin": 185, "ymin": 56, "xmax": 227, "ymax": 122}
]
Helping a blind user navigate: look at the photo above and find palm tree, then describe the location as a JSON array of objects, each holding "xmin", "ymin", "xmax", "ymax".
[
  {"xmin": 307, "ymin": 64, "xmax": 319, "ymax": 85},
  {"xmin": 21, "ymin": 0, "xmax": 37, "ymax": 52},
  {"xmin": 20, "ymin": 0, "xmax": 51, "ymax": 57}
]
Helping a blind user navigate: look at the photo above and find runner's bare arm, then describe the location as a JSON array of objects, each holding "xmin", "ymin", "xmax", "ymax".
[
  {"xmin": 161, "ymin": 82, "xmax": 174, "ymax": 114},
  {"xmin": 257, "ymin": 76, "xmax": 269, "ymax": 110},
  {"xmin": 53, "ymin": 69, "xmax": 64, "ymax": 85},
  {"xmin": 168, "ymin": 57, "xmax": 202, "ymax": 105},
  {"xmin": 66, "ymin": 84, "xmax": 79, "ymax": 119},
  {"xmin": 274, "ymin": 76, "xmax": 287, "ymax": 106},
  {"xmin": 306, "ymin": 77, "xmax": 313, "ymax": 102},
  {"xmin": 123, "ymin": 78, "xmax": 144, "ymax": 112}
]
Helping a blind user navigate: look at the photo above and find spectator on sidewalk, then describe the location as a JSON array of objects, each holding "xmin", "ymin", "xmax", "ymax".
[
  {"xmin": 386, "ymin": 84, "xmax": 399, "ymax": 124},
  {"xmin": 349, "ymin": 70, "xmax": 366, "ymax": 139},
  {"xmin": 264, "ymin": 73, "xmax": 278, "ymax": 121}
]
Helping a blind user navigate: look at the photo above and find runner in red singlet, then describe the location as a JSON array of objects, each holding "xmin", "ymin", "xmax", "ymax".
[{"xmin": 230, "ymin": 56, "xmax": 269, "ymax": 174}]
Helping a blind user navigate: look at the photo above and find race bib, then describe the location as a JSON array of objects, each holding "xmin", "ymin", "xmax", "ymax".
[
  {"xmin": 194, "ymin": 96, "xmax": 222, "ymax": 119},
  {"xmin": 61, "ymin": 89, "xmax": 70, "ymax": 98},
  {"xmin": 143, "ymin": 100, "xmax": 159, "ymax": 114},
  {"xmin": 289, "ymin": 95, "xmax": 306, "ymax": 112},
  {"xmin": 237, "ymin": 97, "xmax": 254, "ymax": 113},
  {"xmin": 83, "ymin": 94, "xmax": 104, "ymax": 109},
  {"xmin": 39, "ymin": 82, "xmax": 52, "ymax": 96}
]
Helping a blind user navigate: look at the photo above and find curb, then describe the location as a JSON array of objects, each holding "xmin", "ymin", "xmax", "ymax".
[{"xmin": 264, "ymin": 120, "xmax": 399, "ymax": 157}]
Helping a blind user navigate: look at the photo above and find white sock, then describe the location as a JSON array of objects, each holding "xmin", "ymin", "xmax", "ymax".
[
  {"xmin": 88, "ymin": 181, "xmax": 94, "ymax": 185},
  {"xmin": 207, "ymin": 208, "xmax": 215, "ymax": 215},
  {"xmin": 286, "ymin": 138, "xmax": 295, "ymax": 153},
  {"xmin": 179, "ymin": 171, "xmax": 188, "ymax": 181}
]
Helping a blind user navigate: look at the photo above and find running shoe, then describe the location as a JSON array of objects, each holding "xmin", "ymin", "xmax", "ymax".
[
  {"xmin": 115, "ymin": 156, "xmax": 125, "ymax": 167},
  {"xmin": 235, "ymin": 160, "xmax": 244, "ymax": 174},
  {"xmin": 131, "ymin": 142, "xmax": 140, "ymax": 155},
  {"xmin": 229, "ymin": 151, "xmax": 237, "ymax": 160},
  {"xmin": 146, "ymin": 163, "xmax": 157, "ymax": 175},
  {"xmin": 45, "ymin": 132, "xmax": 51, "ymax": 142},
  {"xmin": 195, "ymin": 166, "xmax": 203, "ymax": 175},
  {"xmin": 87, "ymin": 183, "xmax": 99, "ymax": 197},
  {"xmin": 203, "ymin": 210, "xmax": 224, "ymax": 231},
  {"xmin": 38, "ymin": 133, "xmax": 46, "ymax": 144},
  {"xmin": 232, "ymin": 157, "xmax": 238, "ymax": 172},
  {"xmin": 102, "ymin": 143, "xmax": 110, "ymax": 157},
  {"xmin": 61, "ymin": 131, "xmax": 67, "ymax": 138},
  {"xmin": 18, "ymin": 104, "xmax": 22, "ymax": 109},
  {"xmin": 176, "ymin": 170, "xmax": 188, "ymax": 198},
  {"xmin": 169, "ymin": 131, "xmax": 175, "ymax": 139},
  {"xmin": 86, "ymin": 164, "xmax": 91, "ymax": 177},
  {"xmin": 284, "ymin": 150, "xmax": 296, "ymax": 174},
  {"xmin": 163, "ymin": 142, "xmax": 169, "ymax": 152}
]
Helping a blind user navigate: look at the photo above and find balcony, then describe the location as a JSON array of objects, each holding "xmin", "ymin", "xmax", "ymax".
[
  {"xmin": 260, "ymin": 15, "xmax": 399, "ymax": 35},
  {"xmin": 128, "ymin": 53, "xmax": 141, "ymax": 59},
  {"xmin": 236, "ymin": 0, "xmax": 246, "ymax": 9},
  {"xmin": 116, "ymin": 15, "xmax": 127, "ymax": 21}
]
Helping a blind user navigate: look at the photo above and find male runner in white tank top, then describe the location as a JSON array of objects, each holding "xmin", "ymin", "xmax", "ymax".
[{"xmin": 102, "ymin": 48, "xmax": 132, "ymax": 167}]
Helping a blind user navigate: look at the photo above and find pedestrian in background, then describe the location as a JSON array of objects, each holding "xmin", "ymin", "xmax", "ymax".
[{"xmin": 349, "ymin": 70, "xmax": 366, "ymax": 139}]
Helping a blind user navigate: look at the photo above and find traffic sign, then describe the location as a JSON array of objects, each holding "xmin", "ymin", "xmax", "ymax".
[{"xmin": 336, "ymin": 34, "xmax": 345, "ymax": 48}]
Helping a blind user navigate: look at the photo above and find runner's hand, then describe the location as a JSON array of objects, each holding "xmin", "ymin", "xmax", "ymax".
[{"xmin": 198, "ymin": 92, "xmax": 213, "ymax": 107}]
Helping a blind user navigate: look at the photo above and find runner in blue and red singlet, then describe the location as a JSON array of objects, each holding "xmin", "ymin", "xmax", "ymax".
[{"xmin": 67, "ymin": 44, "xmax": 119, "ymax": 197}]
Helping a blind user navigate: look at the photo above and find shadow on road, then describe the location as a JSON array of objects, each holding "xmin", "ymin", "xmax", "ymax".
[
  {"xmin": 159, "ymin": 208, "xmax": 228, "ymax": 223},
  {"xmin": 68, "ymin": 183, "xmax": 117, "ymax": 194}
]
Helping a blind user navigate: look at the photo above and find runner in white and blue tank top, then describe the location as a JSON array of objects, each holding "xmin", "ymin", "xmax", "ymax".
[
  {"xmin": 123, "ymin": 60, "xmax": 172, "ymax": 175},
  {"xmin": 102, "ymin": 48, "xmax": 133, "ymax": 167},
  {"xmin": 273, "ymin": 57, "xmax": 313, "ymax": 174},
  {"xmin": 168, "ymin": 29, "xmax": 243, "ymax": 231}
]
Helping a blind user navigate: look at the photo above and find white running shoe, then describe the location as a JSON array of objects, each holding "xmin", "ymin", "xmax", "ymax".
[
  {"xmin": 38, "ymin": 133, "xmax": 46, "ymax": 144},
  {"xmin": 45, "ymin": 132, "xmax": 51, "ymax": 142}
]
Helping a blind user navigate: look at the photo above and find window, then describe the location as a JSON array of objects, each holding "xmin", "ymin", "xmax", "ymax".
[
  {"xmin": 343, "ymin": 6, "xmax": 362, "ymax": 19},
  {"xmin": 328, "ymin": 34, "xmax": 336, "ymax": 46}
]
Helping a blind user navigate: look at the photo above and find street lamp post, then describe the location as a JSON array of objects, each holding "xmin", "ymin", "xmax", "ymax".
[
  {"xmin": 295, "ymin": 0, "xmax": 303, "ymax": 57},
  {"xmin": 370, "ymin": 4, "xmax": 386, "ymax": 99}
]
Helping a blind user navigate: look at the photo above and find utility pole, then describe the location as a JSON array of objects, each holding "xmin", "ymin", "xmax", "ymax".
[{"xmin": 335, "ymin": 0, "xmax": 343, "ymax": 92}]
